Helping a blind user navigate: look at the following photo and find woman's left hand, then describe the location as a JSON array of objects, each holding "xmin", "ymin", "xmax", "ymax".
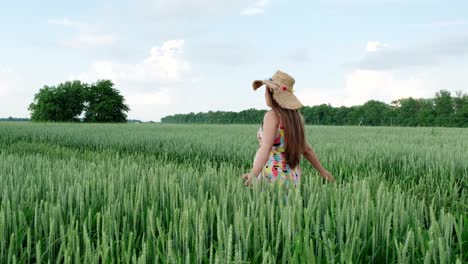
[
  {"xmin": 320, "ymin": 169, "xmax": 336, "ymax": 183},
  {"xmin": 241, "ymin": 172, "xmax": 254, "ymax": 187}
]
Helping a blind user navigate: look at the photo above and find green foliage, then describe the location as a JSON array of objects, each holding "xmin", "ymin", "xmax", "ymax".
[
  {"xmin": 162, "ymin": 108, "xmax": 267, "ymax": 124},
  {"xmin": 453, "ymin": 90, "xmax": 468, "ymax": 127},
  {"xmin": 434, "ymin": 90, "xmax": 455, "ymax": 127},
  {"xmin": 83, "ymin": 80, "xmax": 130, "ymax": 123},
  {"xmin": 28, "ymin": 81, "xmax": 86, "ymax": 122},
  {"xmin": 0, "ymin": 117, "xmax": 30, "ymax": 121},
  {"xmin": 28, "ymin": 80, "xmax": 129, "ymax": 123},
  {"xmin": 394, "ymin": 97, "xmax": 421, "ymax": 126},
  {"xmin": 0, "ymin": 122, "xmax": 466, "ymax": 263},
  {"xmin": 360, "ymin": 100, "xmax": 394, "ymax": 126},
  {"xmin": 162, "ymin": 89, "xmax": 468, "ymax": 127}
]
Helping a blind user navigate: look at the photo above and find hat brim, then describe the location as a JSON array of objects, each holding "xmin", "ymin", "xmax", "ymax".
[
  {"xmin": 272, "ymin": 90, "xmax": 304, "ymax": 110},
  {"xmin": 252, "ymin": 79, "xmax": 303, "ymax": 109},
  {"xmin": 252, "ymin": 79, "xmax": 279, "ymax": 91}
]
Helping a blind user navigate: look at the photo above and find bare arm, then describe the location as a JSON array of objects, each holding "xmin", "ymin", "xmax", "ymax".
[
  {"xmin": 303, "ymin": 142, "xmax": 326, "ymax": 173},
  {"xmin": 304, "ymin": 142, "xmax": 335, "ymax": 182},
  {"xmin": 242, "ymin": 110, "xmax": 277, "ymax": 186}
]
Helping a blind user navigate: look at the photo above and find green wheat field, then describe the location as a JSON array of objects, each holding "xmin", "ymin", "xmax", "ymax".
[{"xmin": 0, "ymin": 122, "xmax": 467, "ymax": 263}]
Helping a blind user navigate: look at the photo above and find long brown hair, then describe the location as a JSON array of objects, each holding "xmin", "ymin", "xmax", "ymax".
[{"xmin": 266, "ymin": 88, "xmax": 305, "ymax": 169}]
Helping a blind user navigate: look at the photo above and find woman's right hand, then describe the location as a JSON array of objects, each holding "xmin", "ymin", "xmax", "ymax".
[{"xmin": 319, "ymin": 169, "xmax": 335, "ymax": 183}]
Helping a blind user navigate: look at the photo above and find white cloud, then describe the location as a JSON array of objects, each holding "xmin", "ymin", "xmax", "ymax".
[
  {"xmin": 242, "ymin": 0, "xmax": 270, "ymax": 16},
  {"xmin": 256, "ymin": 0, "xmax": 269, "ymax": 6},
  {"xmin": 296, "ymin": 67, "xmax": 442, "ymax": 108},
  {"xmin": 0, "ymin": 68, "xmax": 36, "ymax": 118},
  {"xmin": 76, "ymin": 40, "xmax": 190, "ymax": 82},
  {"xmin": 69, "ymin": 40, "xmax": 192, "ymax": 121},
  {"xmin": 342, "ymin": 69, "xmax": 429, "ymax": 106},
  {"xmin": 48, "ymin": 18, "xmax": 82, "ymax": 27},
  {"xmin": 192, "ymin": 42, "xmax": 262, "ymax": 65},
  {"xmin": 0, "ymin": 66, "xmax": 13, "ymax": 74},
  {"xmin": 124, "ymin": 88, "xmax": 176, "ymax": 121},
  {"xmin": 48, "ymin": 17, "xmax": 116, "ymax": 49},
  {"xmin": 61, "ymin": 32, "xmax": 116, "ymax": 49},
  {"xmin": 288, "ymin": 48, "xmax": 311, "ymax": 62},
  {"xmin": 357, "ymin": 34, "xmax": 468, "ymax": 70},
  {"xmin": 126, "ymin": 88, "xmax": 174, "ymax": 107},
  {"xmin": 0, "ymin": 67, "xmax": 18, "ymax": 97},
  {"xmin": 137, "ymin": 0, "xmax": 267, "ymax": 17},
  {"xmin": 296, "ymin": 88, "xmax": 344, "ymax": 106},
  {"xmin": 411, "ymin": 19, "xmax": 468, "ymax": 27},
  {"xmin": 241, "ymin": 7, "xmax": 264, "ymax": 16},
  {"xmin": 366, "ymin": 41, "xmax": 389, "ymax": 52},
  {"xmin": 433, "ymin": 19, "xmax": 468, "ymax": 26}
]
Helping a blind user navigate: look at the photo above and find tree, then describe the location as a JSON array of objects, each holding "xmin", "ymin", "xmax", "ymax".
[
  {"xmin": 416, "ymin": 98, "xmax": 435, "ymax": 126},
  {"xmin": 28, "ymin": 81, "xmax": 86, "ymax": 122},
  {"xmin": 83, "ymin": 80, "xmax": 130, "ymax": 123},
  {"xmin": 396, "ymin": 98, "xmax": 420, "ymax": 126},
  {"xmin": 334, "ymin": 106, "xmax": 351, "ymax": 125},
  {"xmin": 29, "ymin": 79, "xmax": 130, "ymax": 123},
  {"xmin": 433, "ymin": 89, "xmax": 454, "ymax": 126},
  {"xmin": 316, "ymin": 104, "xmax": 335, "ymax": 125},
  {"xmin": 347, "ymin": 106, "xmax": 364, "ymax": 125},
  {"xmin": 159, "ymin": 89, "xmax": 467, "ymax": 127},
  {"xmin": 361, "ymin": 100, "xmax": 393, "ymax": 126},
  {"xmin": 300, "ymin": 104, "xmax": 335, "ymax": 125},
  {"xmin": 453, "ymin": 90, "xmax": 468, "ymax": 127}
]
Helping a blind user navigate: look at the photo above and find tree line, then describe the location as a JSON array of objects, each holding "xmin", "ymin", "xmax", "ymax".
[
  {"xmin": 161, "ymin": 89, "xmax": 468, "ymax": 127},
  {"xmin": 28, "ymin": 80, "xmax": 129, "ymax": 123},
  {"xmin": 0, "ymin": 117, "xmax": 30, "ymax": 122}
]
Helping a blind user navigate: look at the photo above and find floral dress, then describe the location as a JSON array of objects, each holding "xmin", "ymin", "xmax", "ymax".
[{"xmin": 253, "ymin": 118, "xmax": 301, "ymax": 189}]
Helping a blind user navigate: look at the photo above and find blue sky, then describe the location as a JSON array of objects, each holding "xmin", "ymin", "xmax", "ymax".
[{"xmin": 1, "ymin": 0, "xmax": 467, "ymax": 121}]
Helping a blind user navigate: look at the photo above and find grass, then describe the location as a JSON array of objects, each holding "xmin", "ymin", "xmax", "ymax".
[{"xmin": 0, "ymin": 122, "xmax": 466, "ymax": 263}]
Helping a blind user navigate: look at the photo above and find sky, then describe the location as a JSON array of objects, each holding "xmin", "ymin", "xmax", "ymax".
[{"xmin": 1, "ymin": 0, "xmax": 467, "ymax": 121}]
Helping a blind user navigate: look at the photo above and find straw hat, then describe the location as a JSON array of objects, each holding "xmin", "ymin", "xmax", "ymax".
[{"xmin": 252, "ymin": 70, "xmax": 304, "ymax": 110}]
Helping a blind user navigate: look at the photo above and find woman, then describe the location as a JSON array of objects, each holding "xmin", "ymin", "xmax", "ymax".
[{"xmin": 241, "ymin": 70, "xmax": 335, "ymax": 188}]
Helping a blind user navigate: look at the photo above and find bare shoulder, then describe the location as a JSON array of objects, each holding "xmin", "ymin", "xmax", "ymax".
[{"xmin": 263, "ymin": 109, "xmax": 279, "ymax": 126}]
